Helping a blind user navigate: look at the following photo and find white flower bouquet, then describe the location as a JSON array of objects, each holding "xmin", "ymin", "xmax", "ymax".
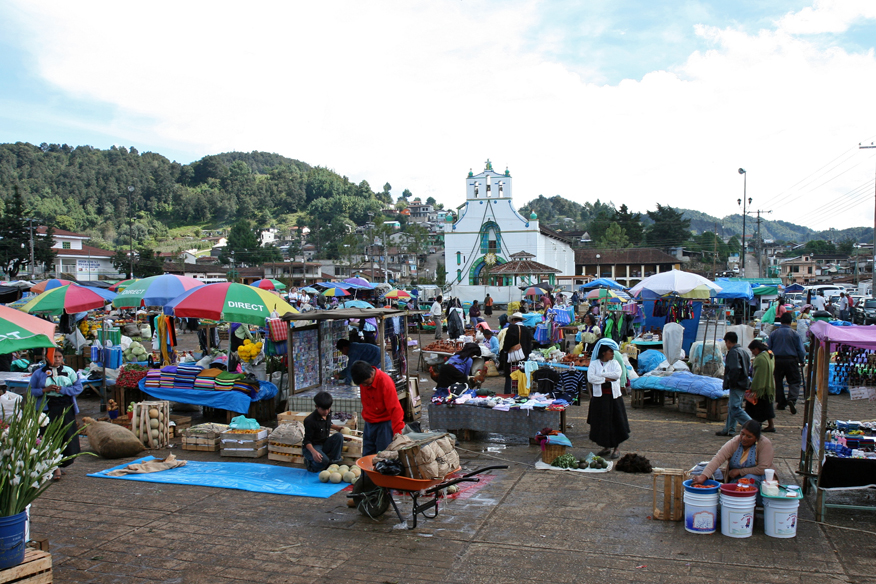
[{"xmin": 0, "ymin": 398, "xmax": 81, "ymax": 517}]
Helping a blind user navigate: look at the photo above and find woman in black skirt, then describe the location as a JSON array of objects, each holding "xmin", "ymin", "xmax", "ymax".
[
  {"xmin": 745, "ymin": 340, "xmax": 776, "ymax": 432},
  {"xmin": 586, "ymin": 345, "xmax": 630, "ymax": 459}
]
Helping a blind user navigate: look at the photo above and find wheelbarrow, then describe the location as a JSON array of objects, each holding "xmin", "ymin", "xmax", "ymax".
[{"xmin": 350, "ymin": 454, "xmax": 507, "ymax": 529}]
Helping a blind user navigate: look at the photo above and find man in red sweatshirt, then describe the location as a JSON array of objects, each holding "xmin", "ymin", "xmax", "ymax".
[{"xmin": 351, "ymin": 361, "xmax": 405, "ymax": 455}]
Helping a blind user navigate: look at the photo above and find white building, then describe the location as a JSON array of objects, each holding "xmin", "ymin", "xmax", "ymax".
[
  {"xmin": 37, "ymin": 227, "xmax": 122, "ymax": 282},
  {"xmin": 443, "ymin": 160, "xmax": 575, "ymax": 302}
]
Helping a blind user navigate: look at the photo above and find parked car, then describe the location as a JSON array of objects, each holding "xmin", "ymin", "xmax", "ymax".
[
  {"xmin": 784, "ymin": 293, "xmax": 805, "ymax": 306},
  {"xmin": 853, "ymin": 298, "xmax": 876, "ymax": 325}
]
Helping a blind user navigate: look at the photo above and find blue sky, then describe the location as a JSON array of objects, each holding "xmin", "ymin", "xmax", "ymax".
[{"xmin": 1, "ymin": 0, "xmax": 875, "ymax": 229}]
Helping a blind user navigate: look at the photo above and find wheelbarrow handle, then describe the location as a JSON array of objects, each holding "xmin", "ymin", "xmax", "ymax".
[
  {"xmin": 427, "ymin": 476, "xmax": 479, "ymax": 494},
  {"xmin": 462, "ymin": 465, "xmax": 509, "ymax": 478}
]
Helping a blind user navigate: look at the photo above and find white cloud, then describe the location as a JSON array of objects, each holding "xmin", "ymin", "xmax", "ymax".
[
  {"xmin": 6, "ymin": 0, "xmax": 876, "ymax": 230},
  {"xmin": 777, "ymin": 0, "xmax": 876, "ymax": 35}
]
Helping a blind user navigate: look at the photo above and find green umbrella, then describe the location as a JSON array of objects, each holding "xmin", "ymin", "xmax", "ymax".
[{"xmin": 0, "ymin": 305, "xmax": 57, "ymax": 352}]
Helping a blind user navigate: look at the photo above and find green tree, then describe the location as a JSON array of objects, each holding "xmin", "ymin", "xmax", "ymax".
[
  {"xmin": 401, "ymin": 188, "xmax": 412, "ymax": 200},
  {"xmin": 112, "ymin": 250, "xmax": 131, "ymax": 279},
  {"xmin": 802, "ymin": 240, "xmax": 836, "ymax": 255},
  {"xmin": 135, "ymin": 247, "xmax": 164, "ymax": 277},
  {"xmin": 645, "ymin": 204, "xmax": 691, "ymax": 249},
  {"xmin": 426, "ymin": 196, "xmax": 437, "ymax": 207},
  {"xmin": 219, "ymin": 220, "xmax": 263, "ymax": 266},
  {"xmin": 0, "ymin": 187, "xmax": 33, "ymax": 278},
  {"xmin": 435, "ymin": 262, "xmax": 446, "ymax": 286},
  {"xmin": 612, "ymin": 204, "xmax": 643, "ymax": 246},
  {"xmin": 837, "ymin": 239, "xmax": 855, "ymax": 256},
  {"xmin": 34, "ymin": 225, "xmax": 57, "ymax": 275},
  {"xmin": 598, "ymin": 222, "xmax": 630, "ymax": 249},
  {"xmin": 727, "ymin": 235, "xmax": 741, "ymax": 255}
]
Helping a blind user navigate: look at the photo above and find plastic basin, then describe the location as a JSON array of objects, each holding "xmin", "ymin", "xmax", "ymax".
[
  {"xmin": 683, "ymin": 479, "xmax": 720, "ymax": 494},
  {"xmin": 720, "ymin": 483, "xmax": 757, "ymax": 497}
]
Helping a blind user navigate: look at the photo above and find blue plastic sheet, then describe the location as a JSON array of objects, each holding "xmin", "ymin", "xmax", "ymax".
[
  {"xmin": 522, "ymin": 313, "xmax": 544, "ymax": 327},
  {"xmin": 631, "ymin": 372, "xmax": 728, "ymax": 400},
  {"xmin": 714, "ymin": 279, "xmax": 754, "ymax": 300},
  {"xmin": 138, "ymin": 379, "xmax": 278, "ymax": 414},
  {"xmin": 88, "ymin": 456, "xmax": 349, "ymax": 498}
]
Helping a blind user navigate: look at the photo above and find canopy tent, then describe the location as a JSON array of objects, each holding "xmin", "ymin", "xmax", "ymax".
[
  {"xmin": 629, "ymin": 269, "xmax": 722, "ymax": 299},
  {"xmin": 809, "ymin": 320, "xmax": 876, "ymax": 350},
  {"xmin": 753, "ymin": 285, "xmax": 779, "ymax": 296},
  {"xmin": 714, "ymin": 279, "xmax": 754, "ymax": 300},
  {"xmin": 785, "ymin": 283, "xmax": 805, "ymax": 293},
  {"xmin": 343, "ymin": 277, "xmax": 375, "ymax": 290},
  {"xmin": 579, "ymin": 278, "xmax": 626, "ymax": 291}
]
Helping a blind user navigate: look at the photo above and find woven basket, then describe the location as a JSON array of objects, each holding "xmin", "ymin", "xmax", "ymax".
[{"xmin": 542, "ymin": 443, "xmax": 567, "ymax": 464}]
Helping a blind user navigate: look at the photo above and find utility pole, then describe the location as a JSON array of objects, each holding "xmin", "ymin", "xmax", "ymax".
[
  {"xmin": 860, "ymin": 142, "xmax": 876, "ymax": 281},
  {"xmin": 28, "ymin": 218, "xmax": 35, "ymax": 279},
  {"xmin": 750, "ymin": 209, "xmax": 772, "ymax": 279},
  {"xmin": 711, "ymin": 221, "xmax": 719, "ymax": 278},
  {"xmin": 738, "ymin": 168, "xmax": 751, "ymax": 275},
  {"xmin": 127, "ymin": 186, "xmax": 135, "ymax": 279}
]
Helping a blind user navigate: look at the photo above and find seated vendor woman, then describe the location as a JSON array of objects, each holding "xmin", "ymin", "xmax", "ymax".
[
  {"xmin": 302, "ymin": 391, "xmax": 345, "ymax": 473},
  {"xmin": 693, "ymin": 419, "xmax": 774, "ymax": 500},
  {"xmin": 430, "ymin": 343, "xmax": 486, "ymax": 398}
]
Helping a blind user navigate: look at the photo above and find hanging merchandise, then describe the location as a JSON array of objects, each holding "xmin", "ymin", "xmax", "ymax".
[{"xmin": 534, "ymin": 323, "xmax": 550, "ymax": 345}]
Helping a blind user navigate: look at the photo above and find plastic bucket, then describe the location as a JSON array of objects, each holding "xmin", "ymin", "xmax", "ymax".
[
  {"xmin": 720, "ymin": 493, "xmax": 756, "ymax": 538},
  {"xmin": 0, "ymin": 510, "xmax": 28, "ymax": 569},
  {"xmin": 684, "ymin": 490, "xmax": 718, "ymax": 534},
  {"xmin": 763, "ymin": 497, "xmax": 800, "ymax": 538}
]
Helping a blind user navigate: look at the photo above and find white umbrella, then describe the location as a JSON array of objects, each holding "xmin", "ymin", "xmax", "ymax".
[{"xmin": 629, "ymin": 269, "xmax": 722, "ymax": 299}]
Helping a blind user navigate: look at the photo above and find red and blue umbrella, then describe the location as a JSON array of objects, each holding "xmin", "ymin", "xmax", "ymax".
[
  {"xmin": 250, "ymin": 279, "xmax": 287, "ymax": 291},
  {"xmin": 113, "ymin": 274, "xmax": 205, "ymax": 308},
  {"xmin": 30, "ymin": 279, "xmax": 75, "ymax": 294},
  {"xmin": 22, "ymin": 284, "xmax": 107, "ymax": 315},
  {"xmin": 165, "ymin": 282, "xmax": 298, "ymax": 326}
]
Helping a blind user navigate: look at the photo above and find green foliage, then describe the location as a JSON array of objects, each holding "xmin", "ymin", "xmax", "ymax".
[
  {"xmin": 837, "ymin": 239, "xmax": 855, "ymax": 256},
  {"xmin": 801, "ymin": 240, "xmax": 837, "ymax": 255},
  {"xmin": 613, "ymin": 204, "xmax": 643, "ymax": 246},
  {"xmin": 598, "ymin": 222, "xmax": 630, "ymax": 249},
  {"xmin": 727, "ymin": 235, "xmax": 741, "ymax": 254},
  {"xmin": 435, "ymin": 262, "xmax": 446, "ymax": 286},
  {"xmin": 645, "ymin": 204, "xmax": 691, "ymax": 249},
  {"xmin": 135, "ymin": 248, "xmax": 165, "ymax": 277},
  {"xmin": 220, "ymin": 220, "xmax": 265, "ymax": 266},
  {"xmin": 687, "ymin": 231, "xmax": 730, "ymax": 263},
  {"xmin": 0, "ymin": 186, "xmax": 56, "ymax": 278}
]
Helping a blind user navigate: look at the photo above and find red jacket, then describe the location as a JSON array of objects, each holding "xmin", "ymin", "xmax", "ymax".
[{"xmin": 359, "ymin": 367, "xmax": 405, "ymax": 434}]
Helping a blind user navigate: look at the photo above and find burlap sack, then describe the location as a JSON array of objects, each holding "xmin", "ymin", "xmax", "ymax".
[
  {"xmin": 386, "ymin": 433, "xmax": 413, "ymax": 451},
  {"xmin": 375, "ymin": 450, "xmax": 399, "ymax": 462},
  {"xmin": 435, "ymin": 436, "xmax": 455, "ymax": 455},
  {"xmin": 81, "ymin": 417, "xmax": 146, "ymax": 459},
  {"xmin": 414, "ymin": 442, "xmax": 438, "ymax": 466},
  {"xmin": 270, "ymin": 421, "xmax": 304, "ymax": 445},
  {"xmin": 417, "ymin": 460, "xmax": 442, "ymax": 480}
]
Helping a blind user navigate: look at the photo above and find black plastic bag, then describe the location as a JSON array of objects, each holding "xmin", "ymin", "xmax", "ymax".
[{"xmin": 374, "ymin": 459, "xmax": 403, "ymax": 476}]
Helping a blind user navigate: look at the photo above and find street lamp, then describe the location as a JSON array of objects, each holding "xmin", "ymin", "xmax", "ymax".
[
  {"xmin": 737, "ymin": 169, "xmax": 751, "ymax": 275},
  {"xmin": 127, "ymin": 186, "xmax": 135, "ymax": 279},
  {"xmin": 367, "ymin": 212, "xmax": 375, "ymax": 282}
]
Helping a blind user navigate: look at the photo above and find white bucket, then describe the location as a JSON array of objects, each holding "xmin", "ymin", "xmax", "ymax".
[
  {"xmin": 683, "ymin": 491, "xmax": 718, "ymax": 534},
  {"xmin": 763, "ymin": 497, "xmax": 800, "ymax": 538},
  {"xmin": 720, "ymin": 493, "xmax": 756, "ymax": 538}
]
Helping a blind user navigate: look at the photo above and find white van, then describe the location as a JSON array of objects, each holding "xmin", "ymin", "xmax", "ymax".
[{"xmin": 805, "ymin": 285, "xmax": 844, "ymax": 297}]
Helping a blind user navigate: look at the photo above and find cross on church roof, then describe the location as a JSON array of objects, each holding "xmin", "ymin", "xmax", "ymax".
[{"xmin": 485, "ymin": 158, "xmax": 493, "ymax": 171}]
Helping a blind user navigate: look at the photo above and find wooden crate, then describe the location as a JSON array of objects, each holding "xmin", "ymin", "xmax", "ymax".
[
  {"xmin": 268, "ymin": 451, "xmax": 304, "ymax": 465},
  {"xmin": 0, "ymin": 548, "xmax": 52, "ymax": 584},
  {"xmin": 277, "ymin": 411, "xmax": 310, "ymax": 425},
  {"xmin": 170, "ymin": 414, "xmax": 192, "ymax": 431},
  {"xmin": 696, "ymin": 396, "xmax": 729, "ymax": 421},
  {"xmin": 631, "ymin": 388, "xmax": 665, "ymax": 408},
  {"xmin": 182, "ymin": 436, "xmax": 220, "ymax": 452},
  {"xmin": 652, "ymin": 467, "xmax": 684, "ymax": 521},
  {"xmin": 132, "ymin": 401, "xmax": 170, "ymax": 449},
  {"xmin": 221, "ymin": 427, "xmax": 270, "ymax": 458}
]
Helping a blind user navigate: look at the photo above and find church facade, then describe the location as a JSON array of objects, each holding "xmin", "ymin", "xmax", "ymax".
[{"xmin": 443, "ymin": 160, "xmax": 575, "ymax": 303}]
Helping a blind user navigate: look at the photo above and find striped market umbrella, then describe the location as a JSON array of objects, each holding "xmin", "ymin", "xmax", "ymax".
[
  {"xmin": 250, "ymin": 279, "xmax": 287, "ymax": 291},
  {"xmin": 0, "ymin": 305, "xmax": 57, "ymax": 352},
  {"xmin": 113, "ymin": 274, "xmax": 205, "ymax": 308},
  {"xmin": 30, "ymin": 279, "xmax": 75, "ymax": 294},
  {"xmin": 164, "ymin": 282, "xmax": 298, "ymax": 326},
  {"xmin": 383, "ymin": 289, "xmax": 412, "ymax": 299},
  {"xmin": 21, "ymin": 284, "xmax": 107, "ymax": 315},
  {"xmin": 522, "ymin": 286, "xmax": 550, "ymax": 297},
  {"xmin": 322, "ymin": 287, "xmax": 350, "ymax": 297},
  {"xmin": 585, "ymin": 289, "xmax": 630, "ymax": 302},
  {"xmin": 109, "ymin": 278, "xmax": 138, "ymax": 292}
]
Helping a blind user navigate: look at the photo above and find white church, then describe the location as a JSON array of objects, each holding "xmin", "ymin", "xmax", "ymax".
[{"xmin": 443, "ymin": 160, "xmax": 575, "ymax": 303}]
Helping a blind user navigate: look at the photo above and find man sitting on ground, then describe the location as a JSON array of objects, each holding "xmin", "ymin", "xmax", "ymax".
[{"xmin": 302, "ymin": 391, "xmax": 345, "ymax": 473}]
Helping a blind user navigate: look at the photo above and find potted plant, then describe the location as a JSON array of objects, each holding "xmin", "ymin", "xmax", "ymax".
[{"xmin": 0, "ymin": 399, "xmax": 79, "ymax": 569}]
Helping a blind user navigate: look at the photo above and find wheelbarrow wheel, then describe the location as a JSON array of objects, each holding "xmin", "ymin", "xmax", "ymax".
[{"xmin": 352, "ymin": 473, "xmax": 390, "ymax": 518}]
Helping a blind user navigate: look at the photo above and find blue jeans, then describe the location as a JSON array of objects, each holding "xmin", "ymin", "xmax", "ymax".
[
  {"xmin": 303, "ymin": 433, "xmax": 344, "ymax": 473},
  {"xmin": 723, "ymin": 388, "xmax": 752, "ymax": 434},
  {"xmin": 362, "ymin": 420, "xmax": 393, "ymax": 456}
]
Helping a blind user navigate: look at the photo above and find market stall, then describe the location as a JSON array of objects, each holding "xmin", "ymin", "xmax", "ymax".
[
  {"xmin": 799, "ymin": 321, "xmax": 876, "ymax": 521},
  {"xmin": 280, "ymin": 308, "xmax": 420, "ymax": 423}
]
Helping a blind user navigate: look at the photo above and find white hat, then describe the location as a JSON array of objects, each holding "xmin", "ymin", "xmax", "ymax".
[{"xmin": 511, "ymin": 312, "xmax": 524, "ymax": 320}]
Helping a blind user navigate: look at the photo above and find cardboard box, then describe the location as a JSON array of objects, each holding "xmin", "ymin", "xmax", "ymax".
[
  {"xmin": 221, "ymin": 438, "xmax": 268, "ymax": 458},
  {"xmin": 182, "ymin": 436, "xmax": 220, "ymax": 452}
]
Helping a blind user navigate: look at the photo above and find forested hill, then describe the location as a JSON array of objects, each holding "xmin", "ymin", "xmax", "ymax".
[
  {"xmin": 522, "ymin": 195, "xmax": 872, "ymax": 244},
  {"xmin": 0, "ymin": 142, "xmax": 389, "ymax": 249}
]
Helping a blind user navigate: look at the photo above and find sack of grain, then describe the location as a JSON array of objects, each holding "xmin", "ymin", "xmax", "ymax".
[{"xmin": 81, "ymin": 417, "xmax": 146, "ymax": 459}]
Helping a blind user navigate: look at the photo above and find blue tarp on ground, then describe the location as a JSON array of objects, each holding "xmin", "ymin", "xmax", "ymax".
[
  {"xmin": 631, "ymin": 372, "xmax": 728, "ymax": 400},
  {"xmin": 88, "ymin": 456, "xmax": 349, "ymax": 498},
  {"xmin": 715, "ymin": 279, "xmax": 754, "ymax": 300},
  {"xmin": 138, "ymin": 379, "xmax": 277, "ymax": 414}
]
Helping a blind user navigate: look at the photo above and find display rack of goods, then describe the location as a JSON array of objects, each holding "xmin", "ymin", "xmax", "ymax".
[
  {"xmin": 132, "ymin": 401, "xmax": 171, "ymax": 449},
  {"xmin": 560, "ymin": 353, "xmax": 591, "ymax": 367},
  {"xmin": 181, "ymin": 423, "xmax": 227, "ymax": 451},
  {"xmin": 115, "ymin": 364, "xmax": 149, "ymax": 389},
  {"xmin": 79, "ymin": 320, "xmax": 102, "ymax": 338},
  {"xmin": 423, "ymin": 340, "xmax": 463, "ymax": 353},
  {"xmin": 220, "ymin": 427, "xmax": 270, "ymax": 458}
]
